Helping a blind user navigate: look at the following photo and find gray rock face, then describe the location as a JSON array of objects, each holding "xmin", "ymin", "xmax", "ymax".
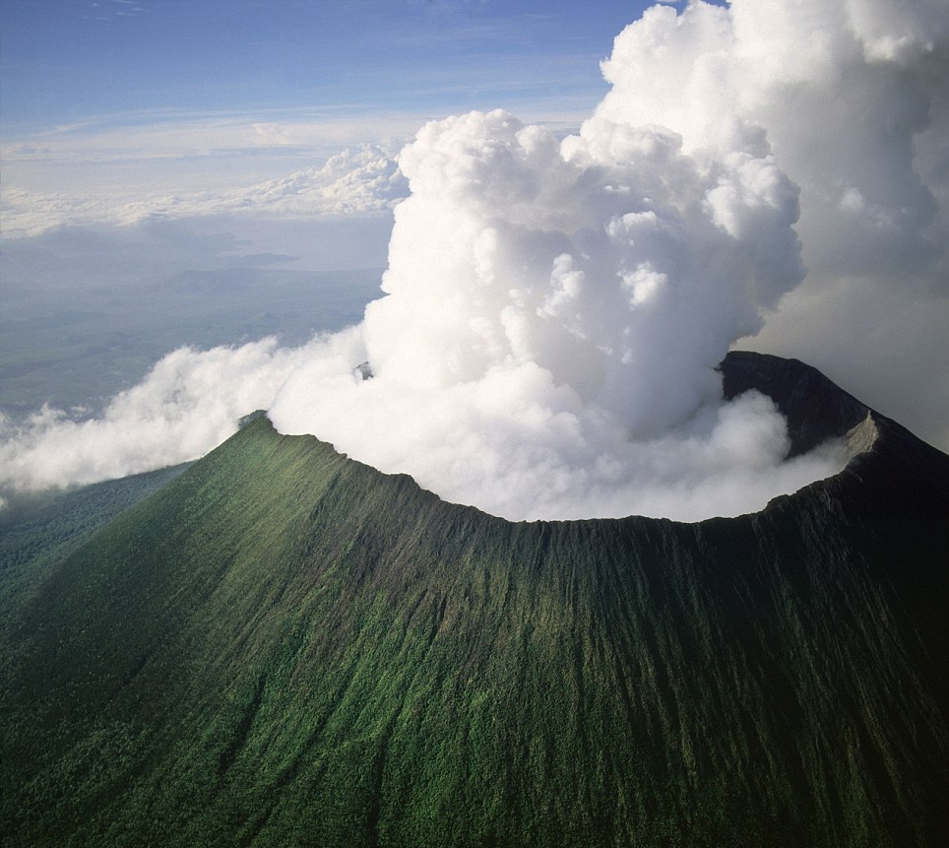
[{"xmin": 721, "ymin": 350, "xmax": 876, "ymax": 456}]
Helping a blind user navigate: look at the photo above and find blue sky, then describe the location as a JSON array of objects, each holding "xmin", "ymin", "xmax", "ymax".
[{"xmin": 3, "ymin": 0, "xmax": 663, "ymax": 134}]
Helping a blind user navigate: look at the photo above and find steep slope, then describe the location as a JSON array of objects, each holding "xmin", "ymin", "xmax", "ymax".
[
  {"xmin": 0, "ymin": 462, "xmax": 191, "ymax": 626},
  {"xmin": 1, "ymin": 352, "xmax": 947, "ymax": 847}
]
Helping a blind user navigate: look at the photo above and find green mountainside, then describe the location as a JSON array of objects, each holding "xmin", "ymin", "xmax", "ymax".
[
  {"xmin": 0, "ymin": 463, "xmax": 191, "ymax": 628},
  {"xmin": 1, "ymin": 352, "xmax": 947, "ymax": 847}
]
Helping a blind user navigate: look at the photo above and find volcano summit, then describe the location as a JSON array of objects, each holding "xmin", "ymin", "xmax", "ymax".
[{"xmin": 1, "ymin": 351, "xmax": 946, "ymax": 847}]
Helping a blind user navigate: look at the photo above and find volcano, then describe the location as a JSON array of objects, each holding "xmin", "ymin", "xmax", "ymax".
[{"xmin": 1, "ymin": 351, "xmax": 946, "ymax": 847}]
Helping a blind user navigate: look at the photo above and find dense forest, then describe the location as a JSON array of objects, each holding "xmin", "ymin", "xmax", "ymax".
[{"xmin": 1, "ymin": 353, "xmax": 946, "ymax": 847}]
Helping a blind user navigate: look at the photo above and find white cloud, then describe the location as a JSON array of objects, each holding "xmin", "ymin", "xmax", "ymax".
[
  {"xmin": 0, "ymin": 107, "xmax": 587, "ymax": 237},
  {"xmin": 0, "ymin": 338, "xmax": 322, "ymax": 492},
  {"xmin": 1, "ymin": 145, "xmax": 408, "ymax": 238},
  {"xmin": 594, "ymin": 0, "xmax": 947, "ymax": 283},
  {"xmin": 211, "ymin": 146, "xmax": 409, "ymax": 217},
  {"xmin": 263, "ymin": 103, "xmax": 844, "ymax": 521}
]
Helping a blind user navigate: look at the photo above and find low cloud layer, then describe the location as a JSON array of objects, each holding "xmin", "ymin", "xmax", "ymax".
[
  {"xmin": 1, "ymin": 145, "xmax": 408, "ymax": 238},
  {"xmin": 0, "ymin": 339, "xmax": 316, "ymax": 491},
  {"xmin": 2, "ymin": 0, "xmax": 947, "ymax": 521}
]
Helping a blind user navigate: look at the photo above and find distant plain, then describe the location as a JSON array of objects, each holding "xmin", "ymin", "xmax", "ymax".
[{"xmin": 0, "ymin": 220, "xmax": 385, "ymax": 418}]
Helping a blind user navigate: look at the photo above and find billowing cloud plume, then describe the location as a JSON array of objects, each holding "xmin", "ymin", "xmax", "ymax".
[
  {"xmin": 595, "ymin": 0, "xmax": 947, "ymax": 284},
  {"xmin": 263, "ymin": 105, "xmax": 840, "ymax": 520},
  {"xmin": 3, "ymin": 0, "xmax": 946, "ymax": 521}
]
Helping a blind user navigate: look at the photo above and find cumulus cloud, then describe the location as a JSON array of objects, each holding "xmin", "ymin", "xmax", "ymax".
[
  {"xmin": 595, "ymin": 0, "xmax": 947, "ymax": 278},
  {"xmin": 337, "ymin": 107, "xmax": 801, "ymax": 442},
  {"xmin": 598, "ymin": 1, "xmax": 949, "ymax": 441},
  {"xmin": 215, "ymin": 145, "xmax": 408, "ymax": 217},
  {"xmin": 263, "ymin": 105, "xmax": 843, "ymax": 520},
  {"xmin": 0, "ymin": 145, "xmax": 408, "ymax": 237},
  {"xmin": 3, "ymin": 0, "xmax": 947, "ymax": 520}
]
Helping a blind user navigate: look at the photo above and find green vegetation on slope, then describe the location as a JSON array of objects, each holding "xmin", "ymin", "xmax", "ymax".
[
  {"xmin": 0, "ymin": 463, "xmax": 190, "ymax": 627},
  {"xmin": 1, "ymin": 355, "xmax": 947, "ymax": 847}
]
